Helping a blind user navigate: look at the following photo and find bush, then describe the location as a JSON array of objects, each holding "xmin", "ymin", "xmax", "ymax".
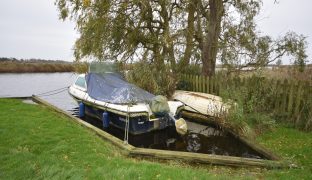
[
  {"xmin": 126, "ymin": 62, "xmax": 176, "ymax": 97},
  {"xmin": 220, "ymin": 76, "xmax": 278, "ymax": 135}
]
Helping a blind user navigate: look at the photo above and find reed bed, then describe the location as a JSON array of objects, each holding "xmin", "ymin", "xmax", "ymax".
[{"xmin": 0, "ymin": 61, "xmax": 75, "ymax": 73}]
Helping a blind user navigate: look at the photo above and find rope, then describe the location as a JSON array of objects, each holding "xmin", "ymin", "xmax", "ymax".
[
  {"xmin": 35, "ymin": 86, "xmax": 69, "ymax": 97},
  {"xmin": 124, "ymin": 105, "xmax": 130, "ymax": 144}
]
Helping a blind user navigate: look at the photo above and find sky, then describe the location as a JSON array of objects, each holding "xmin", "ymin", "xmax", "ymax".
[
  {"xmin": 0, "ymin": 0, "xmax": 311, "ymax": 63},
  {"xmin": 0, "ymin": 0, "xmax": 77, "ymax": 61}
]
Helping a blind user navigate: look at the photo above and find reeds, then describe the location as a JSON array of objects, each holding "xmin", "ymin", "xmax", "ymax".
[{"xmin": 0, "ymin": 61, "xmax": 75, "ymax": 73}]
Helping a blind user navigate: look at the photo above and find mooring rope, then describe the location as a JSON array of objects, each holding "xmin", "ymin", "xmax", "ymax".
[
  {"xmin": 35, "ymin": 86, "xmax": 69, "ymax": 97},
  {"xmin": 124, "ymin": 105, "xmax": 130, "ymax": 144}
]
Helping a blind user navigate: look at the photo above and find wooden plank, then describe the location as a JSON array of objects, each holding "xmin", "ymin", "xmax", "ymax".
[
  {"xmin": 280, "ymin": 79, "xmax": 288, "ymax": 113},
  {"xmin": 269, "ymin": 79, "xmax": 276, "ymax": 109},
  {"xmin": 287, "ymin": 80, "xmax": 294, "ymax": 114},
  {"xmin": 274, "ymin": 80, "xmax": 281, "ymax": 112},
  {"xmin": 181, "ymin": 111, "xmax": 282, "ymax": 161},
  {"xmin": 294, "ymin": 82, "xmax": 303, "ymax": 124},
  {"xmin": 198, "ymin": 75, "xmax": 202, "ymax": 92},
  {"xmin": 216, "ymin": 76, "xmax": 221, "ymax": 96},
  {"xmin": 195, "ymin": 75, "xmax": 199, "ymax": 92},
  {"xmin": 0, "ymin": 96, "xmax": 32, "ymax": 99},
  {"xmin": 206, "ymin": 76, "xmax": 210, "ymax": 94},
  {"xmin": 186, "ymin": 74, "xmax": 190, "ymax": 90},
  {"xmin": 192, "ymin": 75, "xmax": 196, "ymax": 91},
  {"xmin": 202, "ymin": 76, "xmax": 206, "ymax": 93},
  {"xmin": 209, "ymin": 76, "xmax": 214, "ymax": 94},
  {"xmin": 130, "ymin": 148, "xmax": 286, "ymax": 168}
]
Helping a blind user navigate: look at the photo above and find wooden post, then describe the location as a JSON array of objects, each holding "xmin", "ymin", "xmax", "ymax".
[
  {"xmin": 274, "ymin": 80, "xmax": 281, "ymax": 112},
  {"xmin": 287, "ymin": 80, "xmax": 294, "ymax": 116},
  {"xmin": 195, "ymin": 75, "xmax": 199, "ymax": 92},
  {"xmin": 269, "ymin": 79, "xmax": 276, "ymax": 109},
  {"xmin": 192, "ymin": 75, "xmax": 196, "ymax": 91},
  {"xmin": 206, "ymin": 76, "xmax": 210, "ymax": 94},
  {"xmin": 202, "ymin": 75, "xmax": 206, "ymax": 93},
  {"xmin": 294, "ymin": 81, "xmax": 303, "ymax": 125},
  {"xmin": 198, "ymin": 75, "xmax": 202, "ymax": 92},
  {"xmin": 210, "ymin": 76, "xmax": 214, "ymax": 94},
  {"xmin": 280, "ymin": 79, "xmax": 288, "ymax": 113}
]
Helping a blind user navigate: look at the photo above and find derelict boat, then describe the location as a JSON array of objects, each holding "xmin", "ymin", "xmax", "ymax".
[
  {"xmin": 172, "ymin": 90, "xmax": 233, "ymax": 117},
  {"xmin": 68, "ymin": 72, "xmax": 187, "ymax": 135}
]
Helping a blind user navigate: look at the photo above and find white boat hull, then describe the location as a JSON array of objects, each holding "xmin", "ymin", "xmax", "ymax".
[
  {"xmin": 172, "ymin": 90, "xmax": 232, "ymax": 117},
  {"xmin": 68, "ymin": 74, "xmax": 186, "ymax": 134}
]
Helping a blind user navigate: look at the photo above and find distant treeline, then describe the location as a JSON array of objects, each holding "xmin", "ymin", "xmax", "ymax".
[
  {"xmin": 0, "ymin": 57, "xmax": 70, "ymax": 64},
  {"xmin": 0, "ymin": 57, "xmax": 75, "ymax": 73}
]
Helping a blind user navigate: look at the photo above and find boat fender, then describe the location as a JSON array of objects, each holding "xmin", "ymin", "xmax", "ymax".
[
  {"xmin": 79, "ymin": 102, "xmax": 85, "ymax": 118},
  {"xmin": 102, "ymin": 111, "xmax": 110, "ymax": 128},
  {"xmin": 168, "ymin": 113, "xmax": 187, "ymax": 135},
  {"xmin": 175, "ymin": 118, "xmax": 187, "ymax": 135}
]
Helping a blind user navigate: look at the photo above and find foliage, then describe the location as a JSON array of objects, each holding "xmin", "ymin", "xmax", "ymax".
[
  {"xmin": 56, "ymin": 0, "xmax": 308, "ymax": 95},
  {"xmin": 221, "ymin": 26, "xmax": 308, "ymax": 73},
  {"xmin": 219, "ymin": 76, "xmax": 277, "ymax": 135},
  {"xmin": 127, "ymin": 61, "xmax": 176, "ymax": 97},
  {"xmin": 219, "ymin": 75, "xmax": 311, "ymax": 132},
  {"xmin": 73, "ymin": 62, "xmax": 88, "ymax": 73}
]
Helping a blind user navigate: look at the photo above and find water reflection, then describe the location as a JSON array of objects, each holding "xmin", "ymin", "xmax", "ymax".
[{"xmin": 81, "ymin": 114, "xmax": 264, "ymax": 159}]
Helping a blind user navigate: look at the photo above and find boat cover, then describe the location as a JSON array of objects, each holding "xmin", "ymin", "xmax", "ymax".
[{"xmin": 86, "ymin": 73, "xmax": 155, "ymax": 104}]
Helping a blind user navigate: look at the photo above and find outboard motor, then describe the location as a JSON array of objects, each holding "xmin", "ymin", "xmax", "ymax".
[{"xmin": 150, "ymin": 95, "xmax": 187, "ymax": 135}]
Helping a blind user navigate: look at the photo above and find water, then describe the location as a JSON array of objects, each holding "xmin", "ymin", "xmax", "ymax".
[
  {"xmin": 83, "ymin": 115, "xmax": 264, "ymax": 159},
  {"xmin": 0, "ymin": 73, "xmax": 78, "ymax": 111},
  {"xmin": 0, "ymin": 73, "xmax": 265, "ymax": 159}
]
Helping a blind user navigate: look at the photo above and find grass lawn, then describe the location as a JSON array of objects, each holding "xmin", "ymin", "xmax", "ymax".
[{"xmin": 0, "ymin": 98, "xmax": 311, "ymax": 179}]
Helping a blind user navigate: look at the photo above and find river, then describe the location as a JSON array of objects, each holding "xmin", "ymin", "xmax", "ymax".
[{"xmin": 0, "ymin": 72, "xmax": 78, "ymax": 111}]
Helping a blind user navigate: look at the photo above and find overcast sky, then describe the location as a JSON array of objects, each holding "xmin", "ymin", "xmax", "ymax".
[{"xmin": 0, "ymin": 0, "xmax": 311, "ymax": 63}]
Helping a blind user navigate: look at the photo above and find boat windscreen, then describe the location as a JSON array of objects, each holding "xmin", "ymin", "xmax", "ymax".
[
  {"xmin": 89, "ymin": 62, "xmax": 119, "ymax": 74},
  {"xmin": 86, "ymin": 73, "xmax": 155, "ymax": 104}
]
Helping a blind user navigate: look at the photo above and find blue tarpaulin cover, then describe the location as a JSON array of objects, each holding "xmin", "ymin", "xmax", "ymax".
[{"xmin": 86, "ymin": 73, "xmax": 155, "ymax": 104}]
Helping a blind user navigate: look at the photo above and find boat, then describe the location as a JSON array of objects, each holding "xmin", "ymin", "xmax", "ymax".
[
  {"xmin": 68, "ymin": 72, "xmax": 187, "ymax": 135},
  {"xmin": 172, "ymin": 90, "xmax": 232, "ymax": 117}
]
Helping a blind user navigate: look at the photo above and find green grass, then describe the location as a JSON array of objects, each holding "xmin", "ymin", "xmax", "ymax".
[
  {"xmin": 0, "ymin": 99, "xmax": 312, "ymax": 179},
  {"xmin": 256, "ymin": 127, "xmax": 312, "ymax": 179}
]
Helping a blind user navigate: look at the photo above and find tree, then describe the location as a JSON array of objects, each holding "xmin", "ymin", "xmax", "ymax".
[{"xmin": 56, "ymin": 0, "xmax": 308, "ymax": 84}]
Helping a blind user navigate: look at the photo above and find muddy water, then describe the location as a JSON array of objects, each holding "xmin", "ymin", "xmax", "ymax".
[{"xmin": 0, "ymin": 73, "xmax": 265, "ymax": 159}]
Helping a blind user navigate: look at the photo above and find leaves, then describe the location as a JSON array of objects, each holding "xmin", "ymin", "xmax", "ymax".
[{"xmin": 55, "ymin": 0, "xmax": 308, "ymax": 83}]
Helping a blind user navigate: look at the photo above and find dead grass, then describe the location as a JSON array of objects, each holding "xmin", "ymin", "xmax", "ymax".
[
  {"xmin": 240, "ymin": 65, "xmax": 312, "ymax": 83},
  {"xmin": 0, "ymin": 61, "xmax": 75, "ymax": 73}
]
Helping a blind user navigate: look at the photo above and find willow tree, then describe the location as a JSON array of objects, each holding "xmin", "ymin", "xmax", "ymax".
[
  {"xmin": 56, "ymin": 0, "xmax": 307, "ymax": 80},
  {"xmin": 218, "ymin": 1, "xmax": 307, "ymax": 74},
  {"xmin": 57, "ymin": 0, "xmax": 194, "ymax": 95}
]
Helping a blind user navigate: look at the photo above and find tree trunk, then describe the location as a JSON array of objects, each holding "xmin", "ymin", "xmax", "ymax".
[
  {"xmin": 178, "ymin": 1, "xmax": 196, "ymax": 73},
  {"xmin": 201, "ymin": 0, "xmax": 224, "ymax": 77}
]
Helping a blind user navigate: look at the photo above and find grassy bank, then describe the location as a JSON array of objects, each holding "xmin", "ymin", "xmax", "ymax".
[
  {"xmin": 0, "ymin": 99, "xmax": 311, "ymax": 179},
  {"xmin": 0, "ymin": 61, "xmax": 75, "ymax": 73}
]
